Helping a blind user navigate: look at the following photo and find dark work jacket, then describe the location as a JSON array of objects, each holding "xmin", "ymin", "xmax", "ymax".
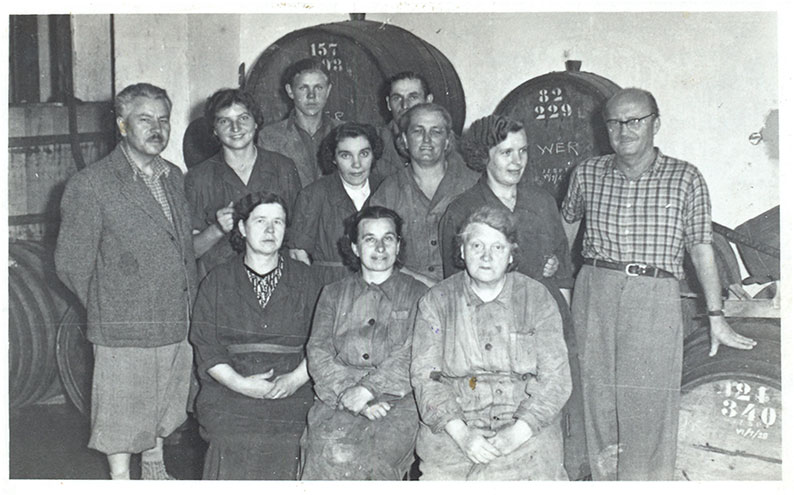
[
  {"xmin": 287, "ymin": 172, "xmax": 362, "ymax": 265},
  {"xmin": 185, "ymin": 146, "xmax": 301, "ymax": 276},
  {"xmin": 439, "ymin": 174, "xmax": 574, "ymax": 289},
  {"xmin": 190, "ymin": 254, "xmax": 322, "ymax": 381}
]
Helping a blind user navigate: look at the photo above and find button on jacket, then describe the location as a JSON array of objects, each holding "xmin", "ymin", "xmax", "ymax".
[
  {"xmin": 440, "ymin": 174, "xmax": 574, "ymax": 288},
  {"xmin": 410, "ymin": 271, "xmax": 571, "ymax": 479},
  {"xmin": 369, "ymin": 153, "xmax": 478, "ymax": 282},
  {"xmin": 55, "ymin": 145, "xmax": 198, "ymax": 347},
  {"xmin": 257, "ymin": 110, "xmax": 343, "ymax": 188},
  {"xmin": 307, "ymin": 271, "xmax": 428, "ymax": 405},
  {"xmin": 185, "ymin": 146, "xmax": 301, "ymax": 275},
  {"xmin": 411, "ymin": 271, "xmax": 571, "ymax": 434}
]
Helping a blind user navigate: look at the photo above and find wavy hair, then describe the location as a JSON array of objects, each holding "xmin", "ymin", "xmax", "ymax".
[
  {"xmin": 460, "ymin": 114, "xmax": 524, "ymax": 173},
  {"xmin": 319, "ymin": 122, "xmax": 384, "ymax": 175}
]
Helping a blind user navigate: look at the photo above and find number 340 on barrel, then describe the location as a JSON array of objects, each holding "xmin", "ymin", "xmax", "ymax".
[{"xmin": 718, "ymin": 380, "xmax": 778, "ymax": 431}]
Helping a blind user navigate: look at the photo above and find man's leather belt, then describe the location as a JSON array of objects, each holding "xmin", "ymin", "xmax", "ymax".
[{"xmin": 583, "ymin": 258, "xmax": 676, "ymax": 279}]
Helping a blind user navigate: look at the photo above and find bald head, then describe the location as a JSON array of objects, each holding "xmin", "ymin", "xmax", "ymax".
[
  {"xmin": 602, "ymin": 87, "xmax": 661, "ymax": 163},
  {"xmin": 604, "ymin": 88, "xmax": 659, "ymax": 120}
]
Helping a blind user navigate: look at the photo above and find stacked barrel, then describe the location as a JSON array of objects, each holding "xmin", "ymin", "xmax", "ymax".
[{"xmin": 8, "ymin": 240, "xmax": 72, "ymax": 408}]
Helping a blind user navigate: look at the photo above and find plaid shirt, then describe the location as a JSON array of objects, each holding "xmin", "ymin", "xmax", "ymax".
[
  {"xmin": 561, "ymin": 149, "xmax": 712, "ymax": 279},
  {"xmin": 120, "ymin": 144, "xmax": 174, "ymax": 225}
]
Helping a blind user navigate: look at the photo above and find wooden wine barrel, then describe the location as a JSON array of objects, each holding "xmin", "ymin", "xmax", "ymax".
[
  {"xmin": 494, "ymin": 62, "xmax": 618, "ymax": 476},
  {"xmin": 494, "ymin": 61, "xmax": 620, "ymax": 204},
  {"xmin": 8, "ymin": 102, "xmax": 115, "ymax": 240},
  {"xmin": 676, "ymin": 318, "xmax": 781, "ymax": 480},
  {"xmin": 7, "ymin": 240, "xmax": 74, "ymax": 408},
  {"xmin": 734, "ymin": 206, "xmax": 779, "ymax": 284},
  {"xmin": 185, "ymin": 20, "xmax": 466, "ymax": 168},
  {"xmin": 55, "ymin": 305, "xmax": 93, "ymax": 415},
  {"xmin": 247, "ymin": 19, "xmax": 465, "ymax": 131},
  {"xmin": 680, "ymin": 230, "xmax": 743, "ymax": 338},
  {"xmin": 183, "ymin": 115, "xmax": 220, "ymax": 168}
]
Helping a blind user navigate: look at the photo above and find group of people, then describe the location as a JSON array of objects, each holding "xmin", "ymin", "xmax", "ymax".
[{"xmin": 54, "ymin": 56, "xmax": 757, "ymax": 482}]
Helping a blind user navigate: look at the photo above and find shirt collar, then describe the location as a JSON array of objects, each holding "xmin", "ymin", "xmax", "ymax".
[
  {"xmin": 601, "ymin": 147, "xmax": 662, "ymax": 179},
  {"xmin": 354, "ymin": 270, "xmax": 401, "ymax": 302},
  {"xmin": 287, "ymin": 109, "xmax": 332, "ymax": 137},
  {"xmin": 120, "ymin": 142, "xmax": 170, "ymax": 181},
  {"xmin": 341, "ymin": 178, "xmax": 370, "ymax": 203},
  {"xmin": 388, "ymin": 119, "xmax": 400, "ymax": 136},
  {"xmin": 460, "ymin": 270, "xmax": 514, "ymax": 308}
]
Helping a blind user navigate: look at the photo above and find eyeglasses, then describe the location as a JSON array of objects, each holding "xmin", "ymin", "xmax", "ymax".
[
  {"xmin": 360, "ymin": 233, "xmax": 399, "ymax": 247},
  {"xmin": 605, "ymin": 113, "xmax": 656, "ymax": 133}
]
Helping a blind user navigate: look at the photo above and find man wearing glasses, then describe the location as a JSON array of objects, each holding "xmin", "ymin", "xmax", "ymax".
[{"xmin": 560, "ymin": 88, "xmax": 756, "ymax": 480}]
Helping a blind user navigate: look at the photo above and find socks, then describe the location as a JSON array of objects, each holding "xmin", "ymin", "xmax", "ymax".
[
  {"xmin": 141, "ymin": 443, "xmax": 163, "ymax": 463},
  {"xmin": 141, "ymin": 460, "xmax": 176, "ymax": 480},
  {"xmin": 141, "ymin": 440, "xmax": 175, "ymax": 480},
  {"xmin": 109, "ymin": 469, "xmax": 130, "ymax": 480}
]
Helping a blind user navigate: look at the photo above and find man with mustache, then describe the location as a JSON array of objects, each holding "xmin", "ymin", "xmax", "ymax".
[
  {"xmin": 55, "ymin": 83, "xmax": 198, "ymax": 480},
  {"xmin": 369, "ymin": 103, "xmax": 479, "ymax": 287},
  {"xmin": 257, "ymin": 57, "xmax": 343, "ymax": 188},
  {"xmin": 560, "ymin": 88, "xmax": 756, "ymax": 480}
]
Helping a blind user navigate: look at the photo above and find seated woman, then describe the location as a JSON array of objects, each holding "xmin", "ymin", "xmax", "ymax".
[
  {"xmin": 189, "ymin": 192, "xmax": 321, "ymax": 479},
  {"xmin": 186, "ymin": 88, "xmax": 301, "ymax": 277},
  {"xmin": 411, "ymin": 205, "xmax": 572, "ymax": 480},
  {"xmin": 300, "ymin": 206, "xmax": 427, "ymax": 480},
  {"xmin": 287, "ymin": 122, "xmax": 385, "ymax": 286},
  {"xmin": 440, "ymin": 114, "xmax": 584, "ymax": 476}
]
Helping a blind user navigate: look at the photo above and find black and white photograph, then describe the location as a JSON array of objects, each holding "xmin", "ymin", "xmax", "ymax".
[{"xmin": 3, "ymin": 0, "xmax": 789, "ymax": 490}]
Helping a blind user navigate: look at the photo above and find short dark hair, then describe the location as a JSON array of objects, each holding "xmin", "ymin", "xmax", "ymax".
[
  {"xmin": 229, "ymin": 192, "xmax": 289, "ymax": 253},
  {"xmin": 453, "ymin": 205, "xmax": 519, "ymax": 271},
  {"xmin": 115, "ymin": 83, "xmax": 171, "ymax": 120},
  {"xmin": 602, "ymin": 87, "xmax": 660, "ymax": 121},
  {"xmin": 339, "ymin": 206, "xmax": 404, "ymax": 271},
  {"xmin": 204, "ymin": 88, "xmax": 264, "ymax": 129},
  {"xmin": 319, "ymin": 122, "xmax": 384, "ymax": 175},
  {"xmin": 387, "ymin": 71, "xmax": 431, "ymax": 97},
  {"xmin": 283, "ymin": 57, "xmax": 331, "ymax": 88},
  {"xmin": 460, "ymin": 115, "xmax": 525, "ymax": 173}
]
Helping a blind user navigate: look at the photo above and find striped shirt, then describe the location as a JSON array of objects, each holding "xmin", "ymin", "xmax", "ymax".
[
  {"xmin": 561, "ymin": 149, "xmax": 712, "ymax": 279},
  {"xmin": 120, "ymin": 144, "xmax": 174, "ymax": 225}
]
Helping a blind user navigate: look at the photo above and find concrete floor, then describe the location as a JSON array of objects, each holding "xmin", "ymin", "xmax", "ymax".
[
  {"xmin": 8, "ymin": 400, "xmax": 207, "ymax": 480},
  {"xmin": 8, "ymin": 398, "xmax": 422, "ymax": 480}
]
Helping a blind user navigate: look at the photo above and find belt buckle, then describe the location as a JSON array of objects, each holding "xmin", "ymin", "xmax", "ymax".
[{"xmin": 625, "ymin": 263, "xmax": 646, "ymax": 276}]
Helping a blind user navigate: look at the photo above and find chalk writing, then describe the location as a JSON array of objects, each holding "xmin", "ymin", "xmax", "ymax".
[
  {"xmin": 735, "ymin": 427, "xmax": 769, "ymax": 440},
  {"xmin": 538, "ymin": 168, "xmax": 569, "ymax": 185},
  {"xmin": 536, "ymin": 141, "xmax": 580, "ymax": 156}
]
